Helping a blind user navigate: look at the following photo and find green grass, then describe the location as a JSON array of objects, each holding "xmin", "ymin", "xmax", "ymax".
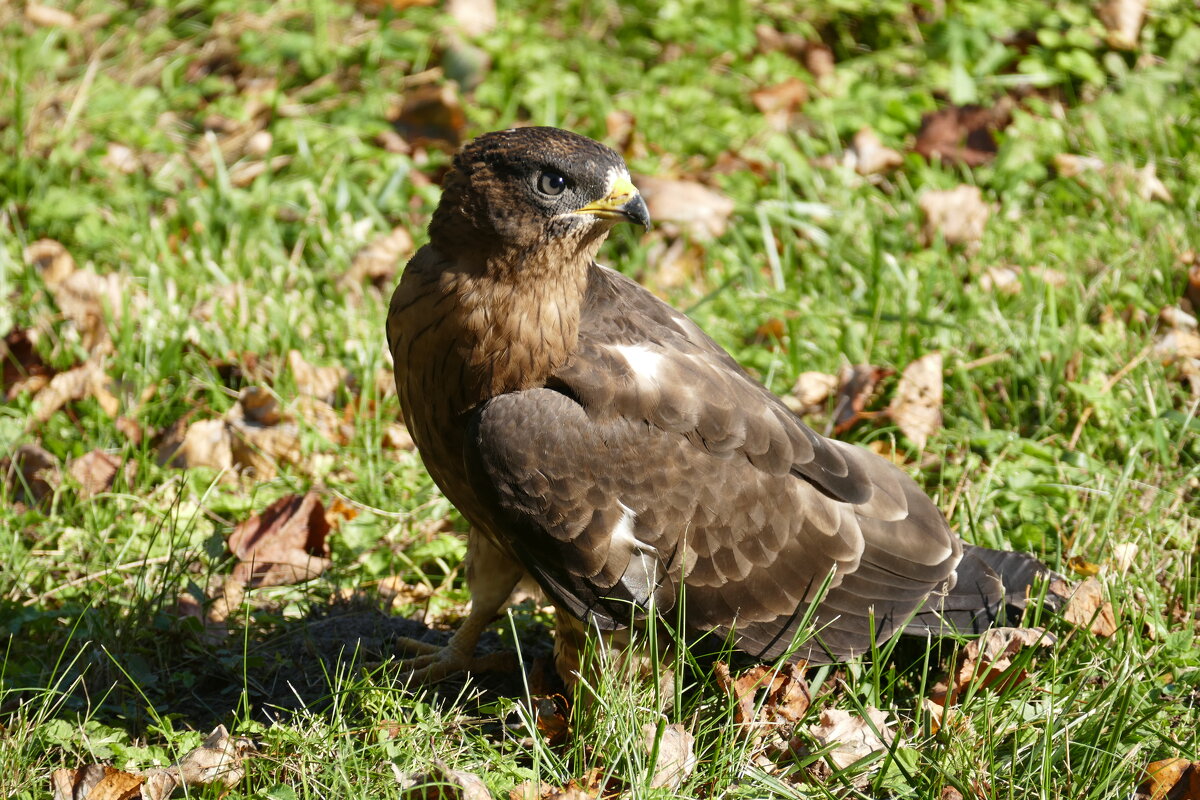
[{"xmin": 3, "ymin": 0, "xmax": 1199, "ymax": 797}]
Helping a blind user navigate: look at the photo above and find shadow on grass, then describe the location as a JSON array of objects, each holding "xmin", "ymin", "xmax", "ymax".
[{"xmin": 2, "ymin": 593, "xmax": 560, "ymax": 737}]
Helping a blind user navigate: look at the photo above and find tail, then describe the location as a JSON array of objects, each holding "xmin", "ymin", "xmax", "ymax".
[{"xmin": 907, "ymin": 544, "xmax": 1060, "ymax": 636}]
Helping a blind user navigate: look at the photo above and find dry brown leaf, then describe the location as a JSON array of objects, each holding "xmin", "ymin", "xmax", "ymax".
[
  {"xmin": 57, "ymin": 271, "xmax": 129, "ymax": 350},
  {"xmin": 226, "ymin": 387, "xmax": 301, "ymax": 479},
  {"xmin": 914, "ymin": 104, "xmax": 1009, "ymax": 167},
  {"xmin": 4, "ymin": 443, "xmax": 61, "ymax": 507},
  {"xmin": 940, "ymin": 787, "xmax": 965, "ymax": 800},
  {"xmin": 340, "ymin": 227, "xmax": 415, "ymax": 295},
  {"xmin": 287, "ymin": 350, "xmax": 348, "ymax": 404},
  {"xmin": 1141, "ymin": 758, "xmax": 1200, "ymax": 800},
  {"xmin": 29, "ymin": 359, "xmax": 123, "ymax": 422},
  {"xmin": 397, "ymin": 762, "xmax": 492, "ymax": 799},
  {"xmin": 1053, "ymin": 153, "xmax": 1107, "ymax": 178},
  {"xmin": 1098, "ymin": 0, "xmax": 1147, "ymax": 50},
  {"xmin": 1185, "ymin": 261, "xmax": 1200, "ymax": 313},
  {"xmin": 833, "ymin": 364, "xmax": 891, "ymax": 434},
  {"xmin": 979, "ymin": 265, "xmax": 1021, "ymax": 294},
  {"xmin": 25, "ymin": 238, "xmax": 77, "ymax": 288},
  {"xmin": 50, "ymin": 764, "xmax": 142, "ymax": 800},
  {"xmin": 887, "ymin": 352, "xmax": 943, "ymax": 449},
  {"xmin": 2, "ymin": 327, "xmax": 55, "ymax": 399},
  {"xmin": 634, "ymin": 175, "xmax": 734, "ymax": 241},
  {"xmin": 1109, "ymin": 542, "xmax": 1139, "ymax": 574},
  {"xmin": 25, "ymin": 4, "xmax": 76, "ymax": 28},
  {"xmin": 446, "ymin": 0, "xmax": 496, "ymax": 37},
  {"xmin": 157, "ymin": 418, "xmax": 234, "ymax": 471},
  {"xmin": 228, "ymin": 492, "xmax": 332, "ymax": 587},
  {"xmin": 849, "ymin": 127, "xmax": 903, "ymax": 176},
  {"xmin": 643, "ymin": 722, "xmax": 696, "ymax": 790},
  {"xmin": 787, "ymin": 371, "xmax": 839, "ymax": 417},
  {"xmin": 165, "ymin": 725, "xmax": 256, "ymax": 789},
  {"xmin": 69, "ymin": 450, "xmax": 134, "ymax": 497},
  {"xmin": 751, "ymin": 78, "xmax": 808, "ymax": 130},
  {"xmin": 102, "ymin": 143, "xmax": 141, "ymax": 175},
  {"xmin": 714, "ymin": 661, "xmax": 811, "ymax": 728},
  {"xmin": 392, "ymin": 83, "xmax": 467, "ymax": 152},
  {"xmin": 1059, "ymin": 577, "xmax": 1118, "ymax": 637},
  {"xmin": 1161, "ymin": 306, "xmax": 1198, "ymax": 331},
  {"xmin": 920, "ymin": 185, "xmax": 990, "ymax": 248},
  {"xmin": 1136, "ymin": 162, "xmax": 1172, "ymax": 203},
  {"xmin": 534, "ymin": 695, "xmax": 570, "ymax": 747},
  {"xmin": 954, "ymin": 627, "xmax": 1053, "ymax": 697},
  {"xmin": 804, "ymin": 707, "xmax": 894, "ymax": 771},
  {"xmin": 382, "ymin": 422, "xmax": 416, "ymax": 451}
]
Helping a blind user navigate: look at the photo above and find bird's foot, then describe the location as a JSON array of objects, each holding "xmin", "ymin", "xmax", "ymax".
[{"xmin": 391, "ymin": 635, "xmax": 515, "ymax": 683}]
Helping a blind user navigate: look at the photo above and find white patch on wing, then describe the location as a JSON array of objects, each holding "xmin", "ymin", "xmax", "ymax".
[
  {"xmin": 613, "ymin": 344, "xmax": 664, "ymax": 385},
  {"xmin": 610, "ymin": 501, "xmax": 639, "ymax": 549}
]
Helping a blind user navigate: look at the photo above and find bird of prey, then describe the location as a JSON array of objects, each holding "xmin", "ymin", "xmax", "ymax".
[{"xmin": 386, "ymin": 126, "xmax": 1051, "ymax": 684}]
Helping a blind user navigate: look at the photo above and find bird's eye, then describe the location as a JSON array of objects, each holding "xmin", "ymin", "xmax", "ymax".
[{"xmin": 537, "ymin": 170, "xmax": 567, "ymax": 196}]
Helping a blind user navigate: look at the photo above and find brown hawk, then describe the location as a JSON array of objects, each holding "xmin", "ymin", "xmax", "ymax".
[{"xmin": 386, "ymin": 126, "xmax": 1051, "ymax": 684}]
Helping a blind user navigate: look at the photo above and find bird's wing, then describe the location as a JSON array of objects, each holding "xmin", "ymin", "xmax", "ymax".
[{"xmin": 466, "ymin": 265, "xmax": 975, "ymax": 661}]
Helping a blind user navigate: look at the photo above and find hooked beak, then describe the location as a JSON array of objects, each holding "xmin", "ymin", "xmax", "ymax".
[{"xmin": 572, "ymin": 176, "xmax": 651, "ymax": 230}]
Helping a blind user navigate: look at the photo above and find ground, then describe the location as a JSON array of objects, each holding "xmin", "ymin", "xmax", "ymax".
[{"xmin": 2, "ymin": 0, "xmax": 1199, "ymax": 798}]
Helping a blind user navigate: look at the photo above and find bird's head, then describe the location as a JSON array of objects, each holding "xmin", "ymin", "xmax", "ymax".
[{"xmin": 430, "ymin": 127, "xmax": 651, "ymax": 265}]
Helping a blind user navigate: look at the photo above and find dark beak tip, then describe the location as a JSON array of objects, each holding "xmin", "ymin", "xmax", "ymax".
[{"xmin": 624, "ymin": 195, "xmax": 652, "ymax": 230}]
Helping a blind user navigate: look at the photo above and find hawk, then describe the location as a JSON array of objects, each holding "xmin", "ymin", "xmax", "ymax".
[{"xmin": 386, "ymin": 126, "xmax": 1051, "ymax": 684}]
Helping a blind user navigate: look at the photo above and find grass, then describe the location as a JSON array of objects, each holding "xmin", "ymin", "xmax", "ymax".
[{"xmin": 3, "ymin": 0, "xmax": 1199, "ymax": 797}]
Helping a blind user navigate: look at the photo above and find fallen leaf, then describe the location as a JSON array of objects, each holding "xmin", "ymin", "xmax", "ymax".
[
  {"xmin": 228, "ymin": 492, "xmax": 332, "ymax": 587},
  {"xmin": 1136, "ymin": 162, "xmax": 1172, "ymax": 203},
  {"xmin": 848, "ymin": 127, "xmax": 903, "ymax": 176},
  {"xmin": 25, "ymin": 4, "xmax": 76, "ymax": 28},
  {"xmin": 446, "ymin": 0, "xmax": 496, "ymax": 37},
  {"xmin": 164, "ymin": 725, "xmax": 257, "ymax": 789},
  {"xmin": 225, "ymin": 387, "xmax": 302, "ymax": 479},
  {"xmin": 535, "ymin": 695, "xmax": 570, "ymax": 747},
  {"xmin": 1141, "ymin": 758, "xmax": 1200, "ymax": 800},
  {"xmin": 643, "ymin": 722, "xmax": 696, "ymax": 790},
  {"xmin": 804, "ymin": 707, "xmax": 894, "ymax": 771},
  {"xmin": 1053, "ymin": 153, "xmax": 1107, "ymax": 179},
  {"xmin": 25, "ymin": 238, "xmax": 76, "ymax": 286},
  {"xmin": 382, "ymin": 422, "xmax": 416, "ymax": 451},
  {"xmin": 1058, "ymin": 577, "xmax": 1118, "ymax": 637},
  {"xmin": 642, "ymin": 237, "xmax": 705, "ymax": 292},
  {"xmin": 397, "ymin": 762, "xmax": 492, "ymax": 799},
  {"xmin": 787, "ymin": 371, "xmax": 839, "ymax": 417},
  {"xmin": 287, "ymin": 350, "xmax": 349, "ymax": 404},
  {"xmin": 69, "ymin": 450, "xmax": 134, "ymax": 497},
  {"xmin": 634, "ymin": 175, "xmax": 734, "ymax": 241},
  {"xmin": 392, "ymin": 83, "xmax": 467, "ymax": 152},
  {"xmin": 1185, "ymin": 261, "xmax": 1200, "ymax": 312},
  {"xmin": 31, "ymin": 359, "xmax": 106, "ymax": 422},
  {"xmin": 714, "ymin": 661, "xmax": 811, "ymax": 728},
  {"xmin": 833, "ymin": 364, "xmax": 891, "ymax": 434},
  {"xmin": 340, "ymin": 227, "xmax": 415, "ymax": 295},
  {"xmin": 4, "ymin": 443, "xmax": 61, "ymax": 507},
  {"xmin": 102, "ymin": 143, "xmax": 141, "ymax": 175},
  {"xmin": 954, "ymin": 627, "xmax": 1053, "ymax": 697},
  {"xmin": 1098, "ymin": 0, "xmax": 1147, "ymax": 50},
  {"xmin": 803, "ymin": 43, "xmax": 836, "ymax": 82},
  {"xmin": 1161, "ymin": 306, "xmax": 1198, "ymax": 331},
  {"xmin": 979, "ymin": 265, "xmax": 1021, "ymax": 294},
  {"xmin": 1109, "ymin": 542, "xmax": 1139, "ymax": 574},
  {"xmin": 2, "ymin": 327, "xmax": 55, "ymax": 399},
  {"xmin": 914, "ymin": 104, "xmax": 1009, "ymax": 167},
  {"xmin": 50, "ymin": 764, "xmax": 142, "ymax": 800},
  {"xmin": 887, "ymin": 352, "xmax": 943, "ymax": 449},
  {"xmin": 751, "ymin": 78, "xmax": 808, "ymax": 130},
  {"xmin": 157, "ymin": 418, "xmax": 234, "ymax": 471},
  {"xmin": 919, "ymin": 185, "xmax": 990, "ymax": 248}
]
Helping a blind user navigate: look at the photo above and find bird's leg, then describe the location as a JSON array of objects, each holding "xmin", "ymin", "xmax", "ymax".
[{"xmin": 394, "ymin": 529, "xmax": 524, "ymax": 683}]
